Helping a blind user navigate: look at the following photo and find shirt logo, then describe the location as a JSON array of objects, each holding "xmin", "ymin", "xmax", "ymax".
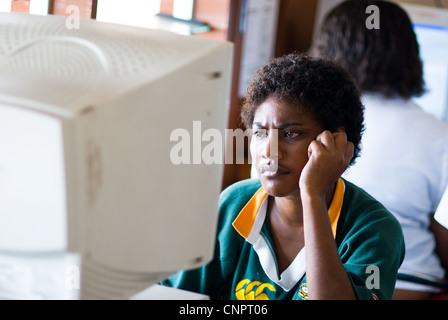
[
  {"xmin": 298, "ymin": 283, "xmax": 309, "ymax": 300},
  {"xmin": 235, "ymin": 279, "xmax": 276, "ymax": 300}
]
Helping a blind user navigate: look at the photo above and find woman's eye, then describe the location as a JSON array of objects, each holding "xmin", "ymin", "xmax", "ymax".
[
  {"xmin": 284, "ymin": 131, "xmax": 300, "ymax": 139},
  {"xmin": 253, "ymin": 129, "xmax": 267, "ymax": 138}
]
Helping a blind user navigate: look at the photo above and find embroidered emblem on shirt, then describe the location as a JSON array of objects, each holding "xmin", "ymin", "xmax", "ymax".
[
  {"xmin": 298, "ymin": 283, "xmax": 309, "ymax": 300},
  {"xmin": 235, "ymin": 279, "xmax": 276, "ymax": 300}
]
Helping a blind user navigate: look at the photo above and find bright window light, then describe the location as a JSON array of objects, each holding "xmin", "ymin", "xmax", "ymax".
[
  {"xmin": 0, "ymin": 0, "xmax": 11, "ymax": 13},
  {"xmin": 0, "ymin": 0, "xmax": 49, "ymax": 14},
  {"xmin": 173, "ymin": 0, "xmax": 194, "ymax": 20},
  {"xmin": 29, "ymin": 0, "xmax": 49, "ymax": 15},
  {"xmin": 96, "ymin": 0, "xmax": 161, "ymax": 28}
]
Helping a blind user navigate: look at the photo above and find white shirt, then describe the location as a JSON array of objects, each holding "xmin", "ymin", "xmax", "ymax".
[
  {"xmin": 343, "ymin": 94, "xmax": 448, "ymax": 290},
  {"xmin": 435, "ymin": 187, "xmax": 448, "ymax": 229}
]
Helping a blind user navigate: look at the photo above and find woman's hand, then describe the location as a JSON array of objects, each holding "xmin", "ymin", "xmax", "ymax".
[
  {"xmin": 298, "ymin": 128, "xmax": 354, "ymax": 199},
  {"xmin": 299, "ymin": 128, "xmax": 357, "ymax": 300}
]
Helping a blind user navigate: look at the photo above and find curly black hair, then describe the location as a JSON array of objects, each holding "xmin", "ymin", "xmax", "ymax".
[
  {"xmin": 315, "ymin": 0, "xmax": 424, "ymax": 99},
  {"xmin": 241, "ymin": 53, "xmax": 364, "ymax": 165}
]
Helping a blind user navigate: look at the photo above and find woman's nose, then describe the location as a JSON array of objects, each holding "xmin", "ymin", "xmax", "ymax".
[{"xmin": 261, "ymin": 129, "xmax": 280, "ymax": 161}]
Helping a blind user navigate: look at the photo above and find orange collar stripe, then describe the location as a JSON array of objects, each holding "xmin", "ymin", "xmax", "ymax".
[
  {"xmin": 328, "ymin": 178, "xmax": 345, "ymax": 237},
  {"xmin": 232, "ymin": 186, "xmax": 267, "ymax": 239},
  {"xmin": 232, "ymin": 178, "xmax": 345, "ymax": 239}
]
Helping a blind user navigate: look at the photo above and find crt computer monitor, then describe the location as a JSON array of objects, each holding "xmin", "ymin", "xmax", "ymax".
[{"xmin": 0, "ymin": 12, "xmax": 233, "ymax": 299}]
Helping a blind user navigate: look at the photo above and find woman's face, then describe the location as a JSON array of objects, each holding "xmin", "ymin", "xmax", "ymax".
[{"xmin": 250, "ymin": 96, "xmax": 324, "ymax": 197}]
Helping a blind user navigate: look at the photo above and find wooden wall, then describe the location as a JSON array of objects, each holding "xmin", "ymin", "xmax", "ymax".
[
  {"xmin": 9, "ymin": 0, "xmax": 446, "ymax": 188},
  {"xmin": 50, "ymin": 0, "xmax": 97, "ymax": 18},
  {"xmin": 11, "ymin": 0, "xmax": 30, "ymax": 12}
]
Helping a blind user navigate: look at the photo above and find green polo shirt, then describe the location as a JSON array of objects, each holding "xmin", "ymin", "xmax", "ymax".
[{"xmin": 162, "ymin": 178, "xmax": 405, "ymax": 300}]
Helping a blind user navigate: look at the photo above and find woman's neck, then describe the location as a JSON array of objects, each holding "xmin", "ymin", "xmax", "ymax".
[{"xmin": 271, "ymin": 181, "xmax": 336, "ymax": 226}]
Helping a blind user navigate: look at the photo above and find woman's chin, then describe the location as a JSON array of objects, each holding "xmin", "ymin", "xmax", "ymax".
[{"xmin": 260, "ymin": 178, "xmax": 299, "ymax": 198}]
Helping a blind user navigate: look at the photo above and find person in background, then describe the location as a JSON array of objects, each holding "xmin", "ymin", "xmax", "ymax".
[
  {"xmin": 162, "ymin": 53, "xmax": 405, "ymax": 300},
  {"xmin": 315, "ymin": 0, "xmax": 448, "ymax": 299}
]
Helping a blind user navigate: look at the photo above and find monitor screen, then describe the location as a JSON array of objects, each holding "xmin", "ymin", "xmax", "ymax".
[
  {"xmin": 0, "ymin": 12, "xmax": 233, "ymax": 299},
  {"xmin": 405, "ymin": 6, "xmax": 448, "ymax": 122}
]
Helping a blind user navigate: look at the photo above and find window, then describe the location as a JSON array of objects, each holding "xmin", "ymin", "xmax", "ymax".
[
  {"xmin": 1, "ymin": 0, "xmax": 49, "ymax": 14},
  {"xmin": 29, "ymin": 0, "xmax": 49, "ymax": 14},
  {"xmin": 172, "ymin": 0, "xmax": 193, "ymax": 20},
  {"xmin": 96, "ymin": 0, "xmax": 204, "ymax": 35},
  {"xmin": 0, "ymin": 0, "xmax": 12, "ymax": 12},
  {"xmin": 96, "ymin": 0, "xmax": 161, "ymax": 28}
]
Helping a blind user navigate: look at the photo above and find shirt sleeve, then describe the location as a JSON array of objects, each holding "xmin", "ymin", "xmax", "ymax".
[
  {"xmin": 338, "ymin": 205, "xmax": 405, "ymax": 300},
  {"xmin": 435, "ymin": 187, "xmax": 448, "ymax": 229}
]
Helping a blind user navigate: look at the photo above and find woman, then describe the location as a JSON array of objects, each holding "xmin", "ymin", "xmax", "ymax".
[
  {"xmin": 315, "ymin": 0, "xmax": 448, "ymax": 299},
  {"xmin": 162, "ymin": 54, "xmax": 404, "ymax": 300}
]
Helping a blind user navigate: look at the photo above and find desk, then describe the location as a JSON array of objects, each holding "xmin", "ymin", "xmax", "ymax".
[{"xmin": 131, "ymin": 284, "xmax": 209, "ymax": 300}]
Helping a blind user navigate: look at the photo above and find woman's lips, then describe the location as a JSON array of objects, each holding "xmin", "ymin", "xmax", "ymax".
[{"xmin": 259, "ymin": 163, "xmax": 289, "ymax": 177}]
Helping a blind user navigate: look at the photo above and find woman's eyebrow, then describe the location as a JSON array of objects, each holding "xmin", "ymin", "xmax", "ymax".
[
  {"xmin": 252, "ymin": 122, "xmax": 264, "ymax": 128},
  {"xmin": 252, "ymin": 122, "xmax": 305, "ymax": 129},
  {"xmin": 277, "ymin": 122, "xmax": 305, "ymax": 129}
]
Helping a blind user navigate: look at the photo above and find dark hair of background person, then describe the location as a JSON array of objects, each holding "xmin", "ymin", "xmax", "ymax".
[
  {"xmin": 315, "ymin": 0, "xmax": 424, "ymax": 99},
  {"xmin": 241, "ymin": 53, "xmax": 364, "ymax": 166}
]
